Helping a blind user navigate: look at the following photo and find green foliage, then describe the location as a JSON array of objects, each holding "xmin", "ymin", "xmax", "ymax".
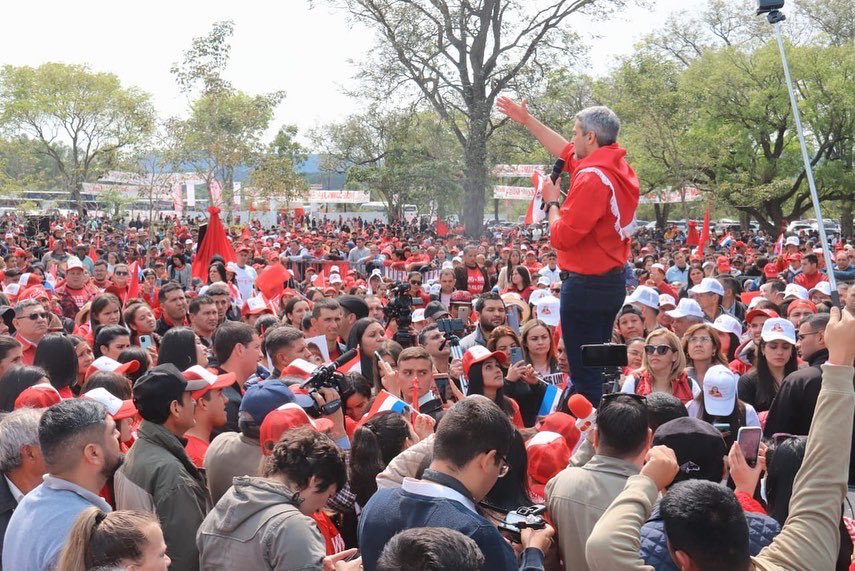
[
  {"xmin": 249, "ymin": 125, "xmax": 310, "ymax": 205},
  {"xmin": 0, "ymin": 62, "xmax": 155, "ymax": 210}
]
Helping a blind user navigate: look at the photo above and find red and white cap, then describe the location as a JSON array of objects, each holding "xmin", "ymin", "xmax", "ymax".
[
  {"xmin": 182, "ymin": 365, "xmax": 236, "ymax": 399},
  {"xmin": 14, "ymin": 385, "xmax": 62, "ymax": 410},
  {"xmin": 260, "ymin": 403, "xmax": 334, "ymax": 455},
  {"xmin": 533, "ymin": 295, "xmax": 560, "ymax": 327},
  {"xmin": 82, "ymin": 387, "xmax": 138, "ymax": 420},
  {"xmin": 243, "ymin": 296, "xmax": 273, "ymax": 316},
  {"xmin": 462, "ymin": 345, "xmax": 508, "ymax": 376},
  {"xmin": 329, "ymin": 274, "xmax": 343, "ymax": 284},
  {"xmin": 66, "ymin": 257, "xmax": 85, "ymax": 271},
  {"xmin": 85, "ymin": 356, "xmax": 141, "ymax": 381},
  {"xmin": 283, "ymin": 359, "xmax": 318, "ymax": 379},
  {"xmin": 526, "ymin": 431, "xmax": 572, "ymax": 500},
  {"xmin": 761, "ymin": 318, "xmax": 796, "ymax": 345}
]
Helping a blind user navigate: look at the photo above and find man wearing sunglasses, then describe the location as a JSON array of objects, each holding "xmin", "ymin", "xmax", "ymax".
[
  {"xmin": 359, "ymin": 397, "xmax": 554, "ymax": 571},
  {"xmin": 11, "ymin": 300, "xmax": 49, "ymax": 365}
]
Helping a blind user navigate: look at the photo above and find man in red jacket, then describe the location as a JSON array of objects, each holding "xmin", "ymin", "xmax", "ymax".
[{"xmin": 498, "ymin": 98, "xmax": 639, "ymax": 405}]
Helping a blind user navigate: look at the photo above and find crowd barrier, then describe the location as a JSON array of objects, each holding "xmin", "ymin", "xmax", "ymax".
[{"xmin": 283, "ymin": 259, "xmax": 442, "ymax": 285}]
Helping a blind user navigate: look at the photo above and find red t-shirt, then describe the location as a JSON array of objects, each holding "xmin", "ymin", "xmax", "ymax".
[
  {"xmin": 465, "ymin": 266, "xmax": 485, "ymax": 295},
  {"xmin": 312, "ymin": 511, "xmax": 346, "ymax": 555},
  {"xmin": 184, "ymin": 435, "xmax": 209, "ymax": 469}
]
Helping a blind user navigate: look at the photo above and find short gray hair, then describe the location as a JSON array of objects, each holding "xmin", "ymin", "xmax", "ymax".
[
  {"xmin": 13, "ymin": 299, "xmax": 44, "ymax": 318},
  {"xmin": 0, "ymin": 408, "xmax": 43, "ymax": 473},
  {"xmin": 575, "ymin": 106, "xmax": 621, "ymax": 146}
]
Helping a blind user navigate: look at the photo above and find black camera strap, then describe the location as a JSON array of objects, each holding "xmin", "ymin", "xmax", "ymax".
[{"xmin": 421, "ymin": 469, "xmax": 476, "ymax": 505}]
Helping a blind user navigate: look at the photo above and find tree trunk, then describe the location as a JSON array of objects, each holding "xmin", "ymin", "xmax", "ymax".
[
  {"xmin": 462, "ymin": 121, "xmax": 488, "ymax": 236},
  {"xmin": 493, "ymin": 198, "xmax": 499, "ymax": 222},
  {"xmin": 653, "ymin": 203, "xmax": 670, "ymax": 229},
  {"xmin": 841, "ymin": 200, "xmax": 853, "ymax": 239},
  {"xmin": 739, "ymin": 211, "xmax": 751, "ymax": 232}
]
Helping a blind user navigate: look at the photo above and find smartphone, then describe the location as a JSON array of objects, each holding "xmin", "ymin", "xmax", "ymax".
[
  {"xmin": 737, "ymin": 426, "xmax": 762, "ymax": 468},
  {"xmin": 458, "ymin": 306, "xmax": 470, "ymax": 323},
  {"xmin": 433, "ymin": 375, "xmax": 449, "ymax": 403},
  {"xmin": 139, "ymin": 335, "xmax": 154, "ymax": 352},
  {"xmin": 713, "ymin": 422, "xmax": 731, "ymax": 433},
  {"xmin": 509, "ymin": 346, "xmax": 524, "ymax": 364},
  {"xmin": 507, "ymin": 306, "xmax": 520, "ymax": 334}
]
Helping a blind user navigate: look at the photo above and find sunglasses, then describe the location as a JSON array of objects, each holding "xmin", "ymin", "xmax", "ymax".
[
  {"xmin": 410, "ymin": 280, "xmax": 422, "ymax": 285},
  {"xmin": 644, "ymin": 344, "xmax": 674, "ymax": 356},
  {"xmin": 22, "ymin": 312, "xmax": 50, "ymax": 321},
  {"xmin": 114, "ymin": 271, "xmax": 129, "ymax": 276}
]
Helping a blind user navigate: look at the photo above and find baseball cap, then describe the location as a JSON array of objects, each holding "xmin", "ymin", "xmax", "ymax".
[
  {"xmin": 783, "ymin": 283, "xmax": 809, "ymax": 301},
  {"xmin": 526, "ymin": 431, "xmax": 572, "ymax": 498},
  {"xmin": 133, "ymin": 364, "xmax": 208, "ymax": 422},
  {"xmin": 369, "ymin": 268, "xmax": 383, "ymax": 280},
  {"xmin": 658, "ymin": 294, "xmax": 677, "ymax": 310},
  {"xmin": 243, "ymin": 296, "xmax": 273, "ymax": 316},
  {"xmin": 650, "ymin": 263, "xmax": 665, "ymax": 272},
  {"xmin": 808, "ymin": 281, "xmax": 831, "ymax": 297},
  {"xmin": 666, "ymin": 298, "xmax": 705, "ymax": 320},
  {"xmin": 441, "ymin": 261, "xmax": 454, "ymax": 270},
  {"xmin": 763, "ymin": 263, "xmax": 780, "ymax": 278},
  {"xmin": 182, "ymin": 365, "xmax": 236, "ymax": 400},
  {"xmin": 785, "ymin": 236, "xmax": 799, "ymax": 247},
  {"xmin": 745, "ymin": 308, "xmax": 779, "ymax": 323},
  {"xmin": 689, "ymin": 278, "xmax": 725, "ymax": 297},
  {"xmin": 537, "ymin": 276, "xmax": 551, "ymax": 287},
  {"xmin": 237, "ymin": 245, "xmax": 251, "ymax": 253},
  {"xmin": 462, "ymin": 346, "xmax": 508, "ymax": 376},
  {"xmin": 260, "ymin": 403, "xmax": 334, "ymax": 455},
  {"xmin": 702, "ymin": 365, "xmax": 738, "ymax": 417},
  {"xmin": 711, "ymin": 314, "xmax": 742, "ymax": 338},
  {"xmin": 330, "ymin": 265, "xmax": 341, "ymax": 275},
  {"xmin": 14, "ymin": 385, "xmax": 62, "ymax": 409},
  {"xmin": 761, "ymin": 318, "xmax": 796, "ymax": 345},
  {"xmin": 533, "ymin": 295, "xmax": 560, "ymax": 327},
  {"xmin": 424, "ymin": 301, "xmax": 449, "ymax": 321},
  {"xmin": 786, "ymin": 299, "xmax": 817, "ymax": 318},
  {"xmin": 239, "ymin": 380, "xmax": 297, "ymax": 426},
  {"xmin": 536, "ymin": 412, "xmax": 581, "ymax": 451},
  {"xmin": 66, "ymin": 257, "xmax": 85, "ymax": 271},
  {"xmin": 85, "ymin": 356, "xmax": 141, "ymax": 382},
  {"xmin": 283, "ymin": 359, "xmax": 318, "ymax": 380},
  {"xmin": 329, "ymin": 274, "xmax": 343, "ymax": 284},
  {"xmin": 82, "ymin": 387, "xmax": 138, "ymax": 420},
  {"xmin": 625, "ymin": 285, "xmax": 659, "ymax": 310},
  {"xmin": 653, "ymin": 417, "xmax": 727, "ymax": 484},
  {"xmin": 412, "ymin": 309, "xmax": 426, "ymax": 323}
]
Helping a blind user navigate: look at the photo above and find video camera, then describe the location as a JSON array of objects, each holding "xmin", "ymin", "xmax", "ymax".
[
  {"xmin": 581, "ymin": 343, "xmax": 627, "ymax": 396},
  {"xmin": 297, "ymin": 348, "xmax": 358, "ymax": 417},
  {"xmin": 497, "ymin": 505, "xmax": 548, "ymax": 542},
  {"xmin": 384, "ymin": 282, "xmax": 415, "ymax": 347}
]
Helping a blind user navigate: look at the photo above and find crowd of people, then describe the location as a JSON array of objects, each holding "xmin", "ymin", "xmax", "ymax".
[{"xmin": 1, "ymin": 149, "xmax": 855, "ymax": 568}]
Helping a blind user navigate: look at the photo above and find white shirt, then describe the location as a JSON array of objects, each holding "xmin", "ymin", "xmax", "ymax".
[
  {"xmin": 232, "ymin": 264, "xmax": 257, "ymax": 302},
  {"xmin": 400, "ymin": 477, "xmax": 477, "ymax": 514},
  {"xmin": 539, "ymin": 265, "xmax": 561, "ymax": 285},
  {"xmin": 4, "ymin": 474, "xmax": 24, "ymax": 504}
]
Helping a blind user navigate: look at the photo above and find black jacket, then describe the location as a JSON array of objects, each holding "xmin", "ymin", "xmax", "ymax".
[
  {"xmin": 0, "ymin": 474, "xmax": 17, "ymax": 570},
  {"xmin": 454, "ymin": 265, "xmax": 490, "ymax": 293}
]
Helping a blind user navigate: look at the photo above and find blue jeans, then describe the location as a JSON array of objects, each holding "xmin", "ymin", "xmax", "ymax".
[{"xmin": 559, "ymin": 269, "xmax": 626, "ymax": 407}]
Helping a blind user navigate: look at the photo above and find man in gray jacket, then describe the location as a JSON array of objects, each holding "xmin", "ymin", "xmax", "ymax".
[{"xmin": 115, "ymin": 364, "xmax": 211, "ymax": 571}]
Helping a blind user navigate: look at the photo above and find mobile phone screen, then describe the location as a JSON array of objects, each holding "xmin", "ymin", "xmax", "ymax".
[
  {"xmin": 509, "ymin": 346, "xmax": 524, "ymax": 364},
  {"xmin": 737, "ymin": 427, "xmax": 762, "ymax": 468}
]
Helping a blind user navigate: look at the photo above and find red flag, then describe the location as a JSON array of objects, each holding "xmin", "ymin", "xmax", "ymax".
[
  {"xmin": 191, "ymin": 207, "xmax": 237, "ymax": 281},
  {"xmin": 697, "ymin": 204, "xmax": 711, "ymax": 254},
  {"xmin": 435, "ymin": 218, "xmax": 449, "ymax": 237},
  {"xmin": 240, "ymin": 226, "xmax": 252, "ymax": 242},
  {"xmin": 88, "ymin": 244, "xmax": 97, "ymax": 262},
  {"xmin": 686, "ymin": 220, "xmax": 699, "ymax": 246},
  {"xmin": 125, "ymin": 262, "xmax": 140, "ymax": 305},
  {"xmin": 256, "ymin": 263, "xmax": 292, "ymax": 300},
  {"xmin": 524, "ymin": 172, "xmax": 546, "ymax": 226}
]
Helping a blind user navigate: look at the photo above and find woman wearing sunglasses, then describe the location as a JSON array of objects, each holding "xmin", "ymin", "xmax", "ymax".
[{"xmin": 621, "ymin": 329, "xmax": 698, "ymax": 404}]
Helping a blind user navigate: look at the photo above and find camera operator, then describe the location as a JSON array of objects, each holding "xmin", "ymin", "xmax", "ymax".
[{"xmin": 498, "ymin": 98, "xmax": 639, "ymax": 406}]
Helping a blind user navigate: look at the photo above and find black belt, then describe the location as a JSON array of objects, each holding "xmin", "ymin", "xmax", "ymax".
[{"xmin": 559, "ymin": 267, "xmax": 623, "ymax": 281}]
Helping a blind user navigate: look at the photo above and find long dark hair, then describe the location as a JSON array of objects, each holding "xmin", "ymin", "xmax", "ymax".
[
  {"xmin": 482, "ymin": 429, "xmax": 533, "ymax": 512},
  {"xmin": 157, "ymin": 327, "xmax": 199, "ymax": 370},
  {"xmin": 347, "ymin": 317, "xmax": 383, "ymax": 381},
  {"xmin": 765, "ymin": 435, "xmax": 807, "ymax": 524},
  {"xmin": 90, "ymin": 294, "xmax": 124, "ymax": 332},
  {"xmin": 753, "ymin": 340, "xmax": 798, "ymax": 408},
  {"xmin": 467, "ymin": 360, "xmax": 514, "ymax": 418},
  {"xmin": 511, "ymin": 265, "xmax": 532, "ymax": 292},
  {"xmin": 694, "ymin": 393, "xmax": 747, "ymax": 449},
  {"xmin": 0, "ymin": 365, "xmax": 49, "ymax": 412},
  {"xmin": 208, "ymin": 262, "xmax": 227, "ymax": 284},
  {"xmin": 34, "ymin": 334, "xmax": 79, "ymax": 391},
  {"xmin": 349, "ymin": 412, "xmax": 411, "ymax": 506}
]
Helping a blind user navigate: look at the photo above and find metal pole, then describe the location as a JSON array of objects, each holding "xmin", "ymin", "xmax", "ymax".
[{"xmin": 771, "ymin": 19, "xmax": 840, "ymax": 306}]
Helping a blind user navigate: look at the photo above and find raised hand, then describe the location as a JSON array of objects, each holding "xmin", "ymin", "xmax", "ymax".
[
  {"xmin": 496, "ymin": 96, "xmax": 530, "ymax": 125},
  {"xmin": 825, "ymin": 306, "xmax": 855, "ymax": 366}
]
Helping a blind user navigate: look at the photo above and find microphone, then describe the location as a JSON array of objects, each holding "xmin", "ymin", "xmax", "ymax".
[
  {"xmin": 568, "ymin": 394, "xmax": 596, "ymax": 433},
  {"xmin": 332, "ymin": 348, "xmax": 358, "ymax": 369},
  {"xmin": 540, "ymin": 159, "xmax": 565, "ymax": 210}
]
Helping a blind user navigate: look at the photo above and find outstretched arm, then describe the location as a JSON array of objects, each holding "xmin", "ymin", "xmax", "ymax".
[{"xmin": 496, "ymin": 96, "xmax": 569, "ymax": 158}]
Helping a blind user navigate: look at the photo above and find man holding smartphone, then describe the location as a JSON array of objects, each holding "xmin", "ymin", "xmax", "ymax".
[{"xmin": 498, "ymin": 98, "xmax": 639, "ymax": 405}]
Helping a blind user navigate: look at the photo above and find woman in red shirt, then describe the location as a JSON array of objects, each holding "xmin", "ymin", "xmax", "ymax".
[{"xmin": 502, "ymin": 266, "xmax": 534, "ymax": 303}]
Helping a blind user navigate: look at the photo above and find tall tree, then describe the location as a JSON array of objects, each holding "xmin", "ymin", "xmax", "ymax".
[
  {"xmin": 0, "ymin": 63, "xmax": 155, "ymax": 212},
  {"xmin": 318, "ymin": 0, "xmax": 626, "ymax": 234},
  {"xmin": 249, "ymin": 124, "xmax": 310, "ymax": 208}
]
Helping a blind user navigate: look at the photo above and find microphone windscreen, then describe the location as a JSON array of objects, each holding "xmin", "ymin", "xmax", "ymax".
[{"xmin": 568, "ymin": 393, "xmax": 594, "ymax": 419}]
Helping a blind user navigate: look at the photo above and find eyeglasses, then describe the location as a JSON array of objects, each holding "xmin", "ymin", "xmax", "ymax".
[
  {"xmin": 22, "ymin": 312, "xmax": 50, "ymax": 321},
  {"xmin": 496, "ymin": 453, "xmax": 510, "ymax": 478},
  {"xmin": 114, "ymin": 271, "xmax": 129, "ymax": 276},
  {"xmin": 410, "ymin": 280, "xmax": 422, "ymax": 285},
  {"xmin": 687, "ymin": 335, "xmax": 712, "ymax": 344},
  {"xmin": 644, "ymin": 344, "xmax": 674, "ymax": 356},
  {"xmin": 796, "ymin": 331, "xmax": 819, "ymax": 341}
]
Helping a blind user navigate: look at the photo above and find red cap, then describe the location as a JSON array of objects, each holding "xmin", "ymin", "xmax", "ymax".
[
  {"xmin": 450, "ymin": 290, "xmax": 473, "ymax": 304},
  {"xmin": 745, "ymin": 308, "xmax": 779, "ymax": 323},
  {"xmin": 237, "ymin": 245, "xmax": 252, "ymax": 253},
  {"xmin": 786, "ymin": 299, "xmax": 817, "ymax": 317},
  {"xmin": 85, "ymin": 356, "xmax": 141, "ymax": 381},
  {"xmin": 763, "ymin": 263, "xmax": 779, "ymax": 278},
  {"xmin": 789, "ymin": 253, "xmax": 803, "ymax": 262},
  {"xmin": 536, "ymin": 412, "xmax": 581, "ymax": 450},
  {"xmin": 716, "ymin": 256, "xmax": 731, "ymax": 271},
  {"xmin": 182, "ymin": 366, "xmax": 236, "ymax": 399},
  {"xmin": 283, "ymin": 359, "xmax": 318, "ymax": 380},
  {"xmin": 462, "ymin": 346, "xmax": 508, "ymax": 376},
  {"xmin": 14, "ymin": 385, "xmax": 62, "ymax": 409},
  {"xmin": 82, "ymin": 387, "xmax": 138, "ymax": 420},
  {"xmin": 260, "ymin": 403, "xmax": 334, "ymax": 455},
  {"xmin": 526, "ymin": 431, "xmax": 572, "ymax": 500},
  {"xmin": 17, "ymin": 285, "xmax": 50, "ymax": 303}
]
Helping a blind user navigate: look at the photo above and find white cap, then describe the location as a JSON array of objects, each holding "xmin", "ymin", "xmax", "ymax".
[
  {"xmin": 370, "ymin": 268, "xmax": 383, "ymax": 280},
  {"xmin": 528, "ymin": 288, "xmax": 551, "ymax": 306},
  {"xmin": 441, "ymin": 261, "xmax": 454, "ymax": 270},
  {"xmin": 658, "ymin": 294, "xmax": 677, "ymax": 310},
  {"xmin": 785, "ymin": 236, "xmax": 799, "ymax": 247},
  {"xmin": 225, "ymin": 261, "xmax": 239, "ymax": 273},
  {"xmin": 66, "ymin": 257, "xmax": 85, "ymax": 271},
  {"xmin": 761, "ymin": 318, "xmax": 796, "ymax": 344},
  {"xmin": 703, "ymin": 365, "xmax": 738, "ymax": 417},
  {"xmin": 748, "ymin": 296, "xmax": 765, "ymax": 310},
  {"xmin": 689, "ymin": 278, "xmax": 725, "ymax": 297},
  {"xmin": 452, "ymin": 256, "xmax": 462, "ymax": 263},
  {"xmin": 329, "ymin": 273, "xmax": 343, "ymax": 284},
  {"xmin": 712, "ymin": 314, "xmax": 742, "ymax": 338},
  {"xmin": 783, "ymin": 283, "xmax": 809, "ymax": 301},
  {"xmin": 666, "ymin": 298, "xmax": 705, "ymax": 320},
  {"xmin": 626, "ymin": 286, "xmax": 660, "ymax": 310},
  {"xmin": 537, "ymin": 276, "xmax": 551, "ymax": 287},
  {"xmin": 412, "ymin": 309, "xmax": 426, "ymax": 323},
  {"xmin": 330, "ymin": 265, "xmax": 340, "ymax": 275},
  {"xmin": 428, "ymin": 283, "xmax": 441, "ymax": 296},
  {"xmin": 808, "ymin": 281, "xmax": 831, "ymax": 296},
  {"xmin": 534, "ymin": 295, "xmax": 560, "ymax": 326},
  {"xmin": 651, "ymin": 263, "xmax": 666, "ymax": 272}
]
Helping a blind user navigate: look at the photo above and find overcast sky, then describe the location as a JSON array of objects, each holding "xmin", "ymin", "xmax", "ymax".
[{"xmin": 1, "ymin": 0, "xmax": 707, "ymax": 147}]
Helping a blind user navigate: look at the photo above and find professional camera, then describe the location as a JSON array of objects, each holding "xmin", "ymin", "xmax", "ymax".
[
  {"xmin": 496, "ymin": 505, "xmax": 548, "ymax": 542},
  {"xmin": 581, "ymin": 343, "xmax": 628, "ymax": 396},
  {"xmin": 297, "ymin": 348, "xmax": 358, "ymax": 417},
  {"xmin": 384, "ymin": 281, "xmax": 415, "ymax": 347}
]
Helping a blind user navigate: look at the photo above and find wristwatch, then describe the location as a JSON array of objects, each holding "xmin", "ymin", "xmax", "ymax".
[{"xmin": 545, "ymin": 201, "xmax": 561, "ymax": 212}]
